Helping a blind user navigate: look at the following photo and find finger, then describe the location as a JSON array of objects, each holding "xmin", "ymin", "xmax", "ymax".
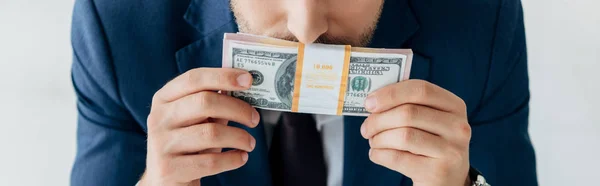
[
  {"xmin": 171, "ymin": 150, "xmax": 249, "ymax": 182},
  {"xmin": 165, "ymin": 91, "xmax": 260, "ymax": 128},
  {"xmin": 202, "ymin": 118, "xmax": 229, "ymax": 154},
  {"xmin": 166, "ymin": 123, "xmax": 256, "ymax": 154},
  {"xmin": 214, "ymin": 91, "xmax": 233, "ymax": 125},
  {"xmin": 154, "ymin": 68, "xmax": 253, "ymax": 103},
  {"xmin": 364, "ymin": 80, "xmax": 466, "ymax": 115},
  {"xmin": 369, "ymin": 149, "xmax": 431, "ymax": 178},
  {"xmin": 361, "ymin": 104, "xmax": 468, "ymax": 139},
  {"xmin": 369, "ymin": 128, "xmax": 448, "ymax": 158}
]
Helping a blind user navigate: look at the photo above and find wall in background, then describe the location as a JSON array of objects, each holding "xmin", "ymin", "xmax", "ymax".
[
  {"xmin": 524, "ymin": 0, "xmax": 600, "ymax": 185},
  {"xmin": 0, "ymin": 0, "xmax": 598, "ymax": 185},
  {"xmin": 0, "ymin": 1, "xmax": 77, "ymax": 185}
]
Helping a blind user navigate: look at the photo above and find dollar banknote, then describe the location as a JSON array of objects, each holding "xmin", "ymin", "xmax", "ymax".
[{"xmin": 222, "ymin": 33, "xmax": 412, "ymax": 116}]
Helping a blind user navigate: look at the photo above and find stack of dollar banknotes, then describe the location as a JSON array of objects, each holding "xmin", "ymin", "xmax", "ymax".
[{"xmin": 222, "ymin": 33, "xmax": 413, "ymax": 116}]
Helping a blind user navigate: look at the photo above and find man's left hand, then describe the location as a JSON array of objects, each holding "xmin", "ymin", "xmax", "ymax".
[{"xmin": 361, "ymin": 80, "xmax": 471, "ymax": 186}]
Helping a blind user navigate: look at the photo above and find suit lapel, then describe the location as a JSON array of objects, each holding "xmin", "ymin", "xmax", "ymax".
[
  {"xmin": 343, "ymin": 0, "xmax": 431, "ymax": 186},
  {"xmin": 176, "ymin": 0, "xmax": 238, "ymax": 71},
  {"xmin": 176, "ymin": 1, "xmax": 273, "ymax": 186},
  {"xmin": 369, "ymin": 0, "xmax": 420, "ymax": 50}
]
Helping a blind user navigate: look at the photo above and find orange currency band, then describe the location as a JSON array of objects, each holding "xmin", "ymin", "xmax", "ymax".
[
  {"xmin": 291, "ymin": 43, "xmax": 306, "ymax": 112},
  {"xmin": 336, "ymin": 45, "xmax": 352, "ymax": 115}
]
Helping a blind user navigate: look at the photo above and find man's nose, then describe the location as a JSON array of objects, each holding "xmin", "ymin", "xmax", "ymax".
[{"xmin": 286, "ymin": 0, "xmax": 328, "ymax": 44}]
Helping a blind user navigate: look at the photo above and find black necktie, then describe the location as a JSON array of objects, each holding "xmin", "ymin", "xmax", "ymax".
[{"xmin": 269, "ymin": 112, "xmax": 328, "ymax": 186}]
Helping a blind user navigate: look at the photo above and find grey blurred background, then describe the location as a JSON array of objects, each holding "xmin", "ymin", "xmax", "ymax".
[{"xmin": 0, "ymin": 0, "xmax": 598, "ymax": 185}]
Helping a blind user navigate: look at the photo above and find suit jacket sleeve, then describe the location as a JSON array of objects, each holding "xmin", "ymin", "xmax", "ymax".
[
  {"xmin": 70, "ymin": 0, "xmax": 146, "ymax": 185},
  {"xmin": 468, "ymin": 0, "xmax": 538, "ymax": 185}
]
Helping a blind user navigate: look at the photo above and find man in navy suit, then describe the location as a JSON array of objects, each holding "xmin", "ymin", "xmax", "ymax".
[{"xmin": 70, "ymin": 0, "xmax": 537, "ymax": 185}]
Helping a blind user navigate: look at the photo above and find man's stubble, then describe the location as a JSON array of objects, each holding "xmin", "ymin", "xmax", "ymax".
[{"xmin": 230, "ymin": 1, "xmax": 383, "ymax": 47}]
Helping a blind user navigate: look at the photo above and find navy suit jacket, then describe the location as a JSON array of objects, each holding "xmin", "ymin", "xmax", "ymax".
[{"xmin": 70, "ymin": 0, "xmax": 537, "ymax": 185}]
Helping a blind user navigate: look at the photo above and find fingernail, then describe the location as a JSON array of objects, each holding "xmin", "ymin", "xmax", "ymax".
[
  {"xmin": 237, "ymin": 73, "xmax": 252, "ymax": 88},
  {"xmin": 241, "ymin": 152, "xmax": 249, "ymax": 162},
  {"xmin": 369, "ymin": 149, "xmax": 373, "ymax": 157},
  {"xmin": 252, "ymin": 111, "xmax": 260, "ymax": 125},
  {"xmin": 360, "ymin": 124, "xmax": 367, "ymax": 138},
  {"xmin": 364, "ymin": 96, "xmax": 376, "ymax": 111},
  {"xmin": 250, "ymin": 137, "xmax": 256, "ymax": 150}
]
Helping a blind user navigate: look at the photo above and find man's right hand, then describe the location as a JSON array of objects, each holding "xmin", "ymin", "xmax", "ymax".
[{"xmin": 139, "ymin": 68, "xmax": 260, "ymax": 186}]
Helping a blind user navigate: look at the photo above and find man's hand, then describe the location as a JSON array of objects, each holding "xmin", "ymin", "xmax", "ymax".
[
  {"xmin": 361, "ymin": 80, "xmax": 471, "ymax": 186},
  {"xmin": 139, "ymin": 68, "xmax": 260, "ymax": 186}
]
